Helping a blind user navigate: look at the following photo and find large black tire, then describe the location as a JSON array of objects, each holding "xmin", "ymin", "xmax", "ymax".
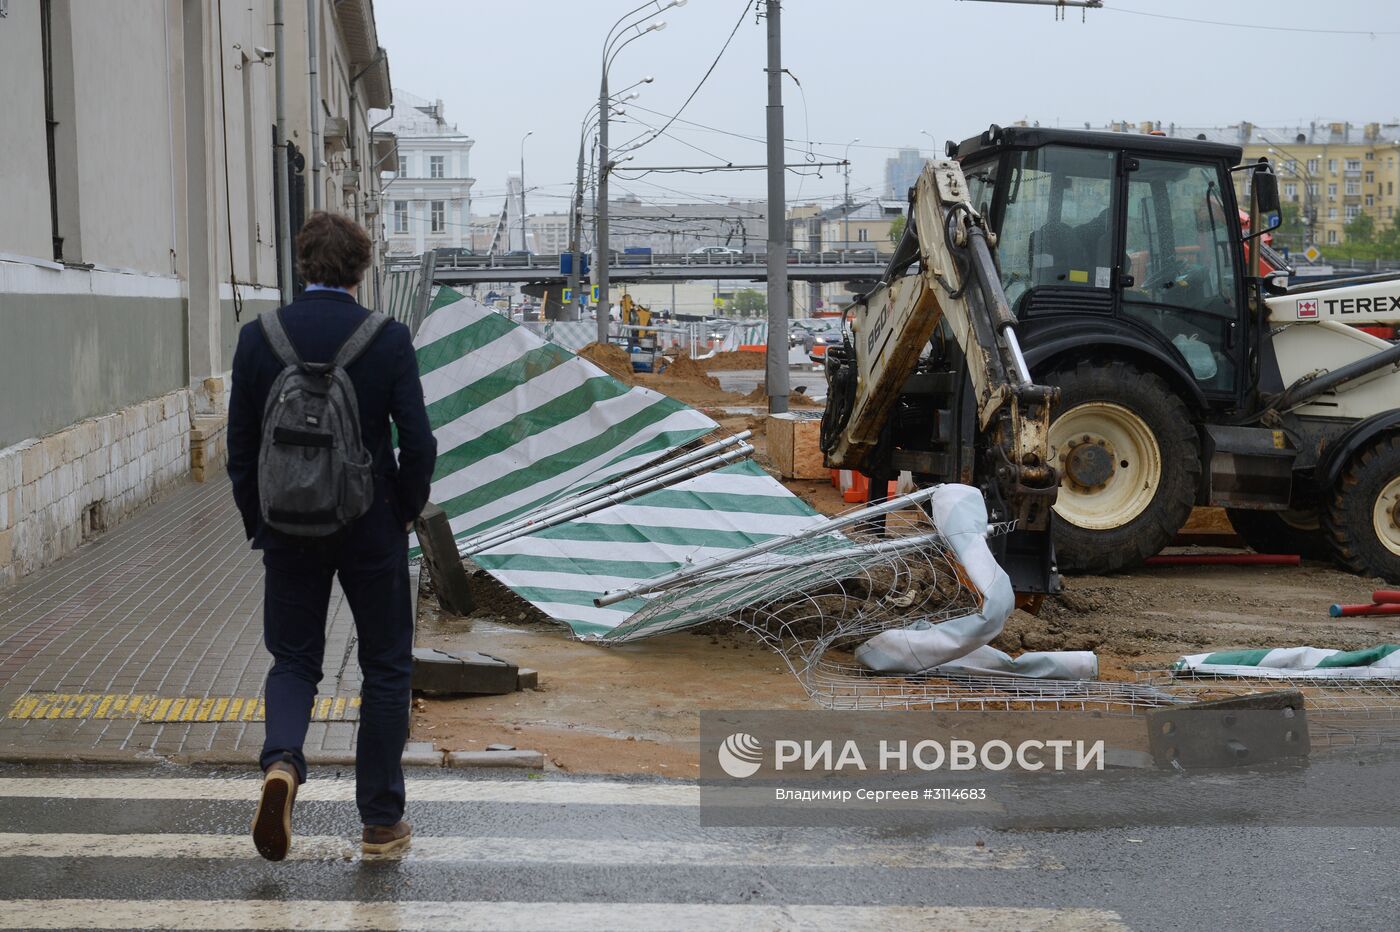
[
  {"xmin": 1325, "ymin": 434, "xmax": 1400, "ymax": 582},
  {"xmin": 1046, "ymin": 359, "xmax": 1200, "ymax": 574},
  {"xmin": 1227, "ymin": 507, "xmax": 1333, "ymax": 561}
]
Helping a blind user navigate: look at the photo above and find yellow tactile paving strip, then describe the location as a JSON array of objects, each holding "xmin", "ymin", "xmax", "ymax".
[{"xmin": 5, "ymin": 694, "xmax": 360, "ymax": 723}]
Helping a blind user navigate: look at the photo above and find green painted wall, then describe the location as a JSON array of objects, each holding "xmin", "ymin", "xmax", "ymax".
[
  {"xmin": 0, "ymin": 294, "xmax": 187, "ymax": 448},
  {"xmin": 220, "ymin": 297, "xmax": 281, "ymax": 372}
]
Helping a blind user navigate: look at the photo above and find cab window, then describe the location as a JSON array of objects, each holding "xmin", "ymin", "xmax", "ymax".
[
  {"xmin": 1121, "ymin": 158, "xmax": 1239, "ymax": 390},
  {"xmin": 996, "ymin": 146, "xmax": 1116, "ymax": 310}
]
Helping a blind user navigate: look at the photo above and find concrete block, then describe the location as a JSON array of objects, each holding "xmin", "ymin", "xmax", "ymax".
[
  {"xmin": 411, "ymin": 647, "xmax": 519, "ymax": 696},
  {"xmin": 21, "ymin": 443, "xmax": 46, "ymax": 484},
  {"xmin": 445, "ymin": 749, "xmax": 545, "ymax": 770},
  {"xmin": 517, "ymin": 668, "xmax": 539, "ymax": 690},
  {"xmin": 413, "ymin": 503, "xmax": 475, "ymax": 615},
  {"xmin": 401, "ymin": 742, "xmax": 444, "ymax": 768}
]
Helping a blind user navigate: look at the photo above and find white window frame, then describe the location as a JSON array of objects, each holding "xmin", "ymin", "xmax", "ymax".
[
  {"xmin": 430, "ymin": 155, "xmax": 445, "ymax": 179},
  {"xmin": 393, "ymin": 200, "xmax": 409, "ymax": 234},
  {"xmin": 430, "ymin": 200, "xmax": 446, "ymax": 233}
]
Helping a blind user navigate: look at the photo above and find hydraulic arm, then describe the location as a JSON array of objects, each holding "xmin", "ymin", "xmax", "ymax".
[{"xmin": 820, "ymin": 160, "xmax": 1059, "ymax": 532}]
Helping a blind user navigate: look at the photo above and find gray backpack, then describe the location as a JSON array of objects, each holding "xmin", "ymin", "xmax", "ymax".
[{"xmin": 257, "ymin": 309, "xmax": 389, "ymax": 537}]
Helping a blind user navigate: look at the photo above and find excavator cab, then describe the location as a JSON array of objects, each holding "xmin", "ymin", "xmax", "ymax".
[{"xmin": 954, "ymin": 127, "xmax": 1257, "ymax": 407}]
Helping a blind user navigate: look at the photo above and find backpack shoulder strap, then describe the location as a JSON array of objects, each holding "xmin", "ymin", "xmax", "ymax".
[
  {"xmin": 259, "ymin": 309, "xmax": 304, "ymax": 369},
  {"xmin": 332, "ymin": 311, "xmax": 391, "ymax": 370}
]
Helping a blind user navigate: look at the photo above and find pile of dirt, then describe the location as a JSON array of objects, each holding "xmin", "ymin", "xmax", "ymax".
[
  {"xmin": 577, "ymin": 342, "xmax": 637, "ymax": 383},
  {"xmin": 657, "ymin": 355, "xmax": 722, "ymax": 391},
  {"xmin": 740, "ymin": 384, "xmax": 822, "ymax": 407},
  {"xmin": 703, "ymin": 350, "xmax": 768, "ymax": 370}
]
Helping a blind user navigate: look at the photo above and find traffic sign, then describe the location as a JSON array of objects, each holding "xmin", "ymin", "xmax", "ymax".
[
  {"xmin": 1303, "ymin": 245, "xmax": 1322, "ymax": 263},
  {"xmin": 590, "ymin": 284, "xmax": 601, "ymax": 303}
]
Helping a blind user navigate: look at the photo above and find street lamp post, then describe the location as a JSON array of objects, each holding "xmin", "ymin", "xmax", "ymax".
[
  {"xmin": 1263, "ymin": 139, "xmax": 1317, "ymax": 250},
  {"xmin": 842, "ymin": 138, "xmax": 860, "ymax": 251},
  {"xmin": 597, "ymin": 0, "xmax": 685, "ymax": 345},
  {"xmin": 519, "ymin": 131, "xmax": 533, "ymax": 254},
  {"xmin": 568, "ymin": 83, "xmax": 649, "ymax": 323}
]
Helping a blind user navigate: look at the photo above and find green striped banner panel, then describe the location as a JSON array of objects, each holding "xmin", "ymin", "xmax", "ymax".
[
  {"xmin": 476, "ymin": 460, "xmax": 830, "ymax": 638},
  {"xmin": 1175, "ymin": 645, "xmax": 1400, "ymax": 679},
  {"xmin": 410, "ymin": 288, "xmax": 717, "ymax": 555}
]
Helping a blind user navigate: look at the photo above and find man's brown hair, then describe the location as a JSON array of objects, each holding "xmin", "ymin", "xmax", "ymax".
[{"xmin": 295, "ymin": 211, "xmax": 372, "ymax": 288}]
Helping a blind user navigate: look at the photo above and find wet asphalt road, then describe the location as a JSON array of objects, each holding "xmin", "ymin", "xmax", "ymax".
[{"xmin": 1, "ymin": 756, "xmax": 1398, "ymax": 931}]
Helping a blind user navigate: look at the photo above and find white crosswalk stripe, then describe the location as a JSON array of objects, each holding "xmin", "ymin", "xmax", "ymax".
[
  {"xmin": 0, "ymin": 899, "xmax": 1131, "ymax": 931},
  {"xmin": 0, "ymin": 777, "xmax": 700, "ymax": 806},
  {"xmin": 0, "ymin": 774, "xmax": 1130, "ymax": 932},
  {"xmin": 0, "ymin": 832, "xmax": 1053, "ymax": 869}
]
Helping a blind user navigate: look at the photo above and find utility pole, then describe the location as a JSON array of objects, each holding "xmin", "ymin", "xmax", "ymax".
[
  {"xmin": 566, "ymin": 135, "xmax": 587, "ymax": 322},
  {"xmin": 519, "ymin": 131, "xmax": 533, "ymax": 253},
  {"xmin": 842, "ymin": 137, "xmax": 859, "ymax": 251},
  {"xmin": 596, "ymin": 72, "xmax": 611, "ymax": 344},
  {"xmin": 764, "ymin": 0, "xmax": 789, "ymax": 414}
]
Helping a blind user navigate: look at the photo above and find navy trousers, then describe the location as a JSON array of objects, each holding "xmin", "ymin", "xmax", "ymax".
[{"xmin": 258, "ymin": 495, "xmax": 412, "ymax": 827}]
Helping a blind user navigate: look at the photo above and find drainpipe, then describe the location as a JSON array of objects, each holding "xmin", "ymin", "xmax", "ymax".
[
  {"xmin": 273, "ymin": 0, "xmax": 293, "ymax": 303},
  {"xmin": 307, "ymin": 0, "xmax": 322, "ymax": 210}
]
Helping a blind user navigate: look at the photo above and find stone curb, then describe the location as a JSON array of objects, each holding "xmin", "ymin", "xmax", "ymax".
[{"xmin": 445, "ymin": 750, "xmax": 545, "ymax": 770}]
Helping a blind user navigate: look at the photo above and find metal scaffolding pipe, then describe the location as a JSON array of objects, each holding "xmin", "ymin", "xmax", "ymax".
[
  {"xmin": 461, "ymin": 443, "xmax": 755, "ymax": 557},
  {"xmin": 595, "ymin": 486, "xmax": 941, "ymax": 606},
  {"xmin": 458, "ymin": 431, "xmax": 752, "ymax": 551}
]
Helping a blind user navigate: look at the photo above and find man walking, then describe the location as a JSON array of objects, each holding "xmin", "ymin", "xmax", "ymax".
[{"xmin": 227, "ymin": 212, "xmax": 437, "ymax": 861}]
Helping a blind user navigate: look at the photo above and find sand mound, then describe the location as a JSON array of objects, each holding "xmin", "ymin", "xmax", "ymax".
[
  {"xmin": 577, "ymin": 342, "xmax": 637, "ymax": 383},
  {"xmin": 658, "ymin": 355, "xmax": 722, "ymax": 390},
  {"xmin": 703, "ymin": 350, "xmax": 768, "ymax": 371}
]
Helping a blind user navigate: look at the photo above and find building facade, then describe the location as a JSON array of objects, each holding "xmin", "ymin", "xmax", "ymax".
[
  {"xmin": 884, "ymin": 148, "xmax": 926, "ymax": 199},
  {"xmin": 1097, "ymin": 121, "xmax": 1400, "ymax": 251},
  {"xmin": 789, "ymin": 198, "xmax": 904, "ymax": 316},
  {"xmin": 379, "ymin": 89, "xmax": 474, "ymax": 256},
  {"xmin": 0, "ymin": 0, "xmax": 391, "ymax": 585}
]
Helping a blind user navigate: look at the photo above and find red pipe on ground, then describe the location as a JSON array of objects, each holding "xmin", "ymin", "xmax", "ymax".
[
  {"xmin": 1372, "ymin": 591, "xmax": 1400, "ymax": 605},
  {"xmin": 1331, "ymin": 602, "xmax": 1400, "ymax": 618},
  {"xmin": 1144, "ymin": 553, "xmax": 1300, "ymax": 567}
]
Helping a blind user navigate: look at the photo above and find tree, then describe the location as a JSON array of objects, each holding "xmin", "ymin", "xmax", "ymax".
[
  {"xmin": 732, "ymin": 288, "xmax": 766, "ymax": 314},
  {"xmin": 888, "ymin": 213, "xmax": 907, "ymax": 244},
  {"xmin": 1345, "ymin": 211, "xmax": 1376, "ymax": 245}
]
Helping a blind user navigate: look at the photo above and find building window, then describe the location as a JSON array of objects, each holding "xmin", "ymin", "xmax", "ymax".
[
  {"xmin": 1328, "ymin": 229, "xmax": 1338, "ymax": 244},
  {"xmin": 1328, "ymin": 183, "xmax": 1338, "ymax": 199},
  {"xmin": 1307, "ymin": 158, "xmax": 1320, "ymax": 175},
  {"xmin": 430, "ymin": 200, "xmax": 445, "ymax": 233},
  {"xmin": 1307, "ymin": 182, "xmax": 1319, "ymax": 197},
  {"xmin": 1345, "ymin": 205, "xmax": 1360, "ymax": 221},
  {"xmin": 1365, "ymin": 171, "xmax": 1375, "ymax": 184},
  {"xmin": 1366, "ymin": 195, "xmax": 1375, "ymax": 207},
  {"xmin": 1282, "ymin": 159, "xmax": 1298, "ymax": 175},
  {"xmin": 393, "ymin": 200, "xmax": 409, "ymax": 234},
  {"xmin": 857, "ymin": 228, "xmax": 868, "ymax": 242},
  {"xmin": 1346, "ymin": 180, "xmax": 1361, "ymax": 196},
  {"xmin": 1345, "ymin": 159, "xmax": 1361, "ymax": 172},
  {"xmin": 430, "ymin": 155, "xmax": 445, "ymax": 179},
  {"xmin": 398, "ymin": 154, "xmax": 408, "ymax": 175},
  {"xmin": 1391, "ymin": 182, "xmax": 1395, "ymax": 195},
  {"xmin": 1283, "ymin": 182, "xmax": 1297, "ymax": 199},
  {"xmin": 1328, "ymin": 159, "xmax": 1338, "ymax": 173},
  {"xmin": 1366, "ymin": 151, "xmax": 1375, "ymax": 160},
  {"xmin": 1328, "ymin": 207, "xmax": 1338, "ymax": 220}
]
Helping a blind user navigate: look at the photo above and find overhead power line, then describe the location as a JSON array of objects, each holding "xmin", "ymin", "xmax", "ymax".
[{"xmin": 1101, "ymin": 3, "xmax": 1400, "ymax": 36}]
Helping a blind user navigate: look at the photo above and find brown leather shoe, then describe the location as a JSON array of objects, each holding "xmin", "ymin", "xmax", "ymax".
[
  {"xmin": 251, "ymin": 761, "xmax": 299, "ymax": 861},
  {"xmin": 362, "ymin": 820, "xmax": 412, "ymax": 855}
]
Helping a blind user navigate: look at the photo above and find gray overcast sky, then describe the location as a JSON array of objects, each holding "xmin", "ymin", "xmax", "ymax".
[{"xmin": 376, "ymin": 0, "xmax": 1400, "ymax": 219}]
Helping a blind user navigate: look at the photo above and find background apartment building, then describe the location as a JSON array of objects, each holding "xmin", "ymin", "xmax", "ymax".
[
  {"xmin": 380, "ymin": 89, "xmax": 475, "ymax": 256},
  {"xmin": 1096, "ymin": 120, "xmax": 1400, "ymax": 251},
  {"xmin": 0, "ymin": 0, "xmax": 391, "ymax": 585}
]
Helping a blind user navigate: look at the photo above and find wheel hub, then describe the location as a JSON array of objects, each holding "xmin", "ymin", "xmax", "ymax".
[
  {"xmin": 1048, "ymin": 402, "xmax": 1163, "ymax": 532},
  {"xmin": 1376, "ymin": 475, "xmax": 1400, "ymax": 558},
  {"xmin": 1063, "ymin": 437, "xmax": 1116, "ymax": 490}
]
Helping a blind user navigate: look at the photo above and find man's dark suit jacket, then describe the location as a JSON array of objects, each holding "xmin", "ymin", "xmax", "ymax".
[{"xmin": 227, "ymin": 289, "xmax": 437, "ymax": 549}]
